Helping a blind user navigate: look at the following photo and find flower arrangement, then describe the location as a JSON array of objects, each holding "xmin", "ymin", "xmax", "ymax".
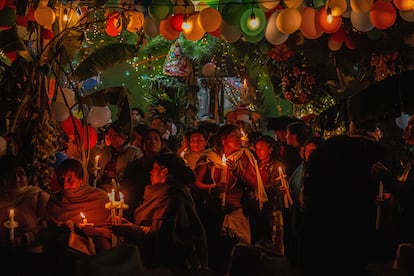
[{"xmin": 281, "ymin": 65, "xmax": 317, "ymax": 105}]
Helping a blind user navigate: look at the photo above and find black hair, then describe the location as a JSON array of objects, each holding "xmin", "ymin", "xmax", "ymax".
[
  {"xmin": 131, "ymin": 107, "xmax": 144, "ymax": 117},
  {"xmin": 154, "ymin": 152, "xmax": 195, "ymax": 186},
  {"xmin": 287, "ymin": 121, "xmax": 311, "ymax": 145},
  {"xmin": 254, "ymin": 135, "xmax": 278, "ymax": 160},
  {"xmin": 215, "ymin": 124, "xmax": 239, "ymax": 148},
  {"xmin": 55, "ymin": 158, "xmax": 84, "ymax": 186}
]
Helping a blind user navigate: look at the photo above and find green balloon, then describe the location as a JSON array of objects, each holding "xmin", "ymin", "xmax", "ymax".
[
  {"xmin": 148, "ymin": 0, "xmax": 173, "ymax": 21},
  {"xmin": 221, "ymin": 2, "xmax": 249, "ymax": 25},
  {"xmin": 240, "ymin": 8, "xmax": 266, "ymax": 37},
  {"xmin": 243, "ymin": 29, "xmax": 265, "ymax": 43}
]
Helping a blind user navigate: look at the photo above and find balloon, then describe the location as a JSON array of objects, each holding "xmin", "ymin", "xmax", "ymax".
[
  {"xmin": 183, "ymin": 12, "xmax": 206, "ymax": 41},
  {"xmin": 265, "ymin": 11, "xmax": 289, "ymax": 45},
  {"xmin": 82, "ymin": 125, "xmax": 98, "ymax": 150},
  {"xmin": 159, "ymin": 16, "xmax": 180, "ymax": 40},
  {"xmin": 300, "ymin": 7, "xmax": 324, "ymax": 39},
  {"xmin": 284, "ymin": 0, "xmax": 302, "ymax": 8},
  {"xmin": 198, "ymin": 7, "xmax": 222, "ymax": 32},
  {"xmin": 329, "ymin": 0, "xmax": 348, "ymax": 16},
  {"xmin": 240, "ymin": 7, "xmax": 266, "ymax": 36},
  {"xmin": 88, "ymin": 106, "xmax": 112, "ymax": 128},
  {"xmin": 220, "ymin": 20, "xmax": 242, "ymax": 42},
  {"xmin": 399, "ymin": 9, "xmax": 414, "ymax": 22},
  {"xmin": 61, "ymin": 116, "xmax": 82, "ymax": 135},
  {"xmin": 258, "ymin": 0, "xmax": 279, "ymax": 10},
  {"xmin": 369, "ymin": 0, "xmax": 397, "ymax": 30},
  {"xmin": 126, "ymin": 11, "xmax": 145, "ymax": 32},
  {"xmin": 350, "ymin": 0, "xmax": 373, "ymax": 13},
  {"xmin": 328, "ymin": 37, "xmax": 343, "ymax": 51},
  {"xmin": 52, "ymin": 101, "xmax": 70, "ymax": 122},
  {"xmin": 143, "ymin": 16, "xmax": 160, "ymax": 37},
  {"xmin": 221, "ymin": 1, "xmax": 249, "ymax": 25},
  {"xmin": 393, "ymin": 0, "xmax": 414, "ymax": 11},
  {"xmin": 318, "ymin": 7, "xmax": 342, "ymax": 33},
  {"xmin": 56, "ymin": 87, "xmax": 76, "ymax": 108},
  {"xmin": 34, "ymin": 6, "xmax": 55, "ymax": 26},
  {"xmin": 396, "ymin": 112, "xmax": 410, "ymax": 129},
  {"xmin": 82, "ymin": 79, "xmax": 97, "ymax": 91},
  {"xmin": 170, "ymin": 13, "xmax": 184, "ymax": 32},
  {"xmin": 277, "ymin": 8, "xmax": 302, "ymax": 34},
  {"xmin": 148, "ymin": 0, "xmax": 173, "ymax": 21},
  {"xmin": 0, "ymin": 136, "xmax": 6, "ymax": 158},
  {"xmin": 202, "ymin": 62, "xmax": 216, "ymax": 77},
  {"xmin": 350, "ymin": 10, "xmax": 374, "ymax": 32}
]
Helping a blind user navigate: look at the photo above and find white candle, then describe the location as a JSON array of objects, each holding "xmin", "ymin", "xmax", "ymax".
[
  {"xmin": 94, "ymin": 155, "xmax": 100, "ymax": 175},
  {"xmin": 80, "ymin": 212, "xmax": 87, "ymax": 224},
  {"xmin": 119, "ymin": 192, "xmax": 124, "ymax": 221},
  {"xmin": 9, "ymin": 209, "xmax": 15, "ymax": 241},
  {"xmin": 220, "ymin": 154, "xmax": 227, "ymax": 184},
  {"xmin": 111, "ymin": 189, "xmax": 115, "ymax": 204}
]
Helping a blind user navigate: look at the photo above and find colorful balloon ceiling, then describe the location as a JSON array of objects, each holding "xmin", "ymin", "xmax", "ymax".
[{"xmin": 2, "ymin": 0, "xmax": 414, "ymax": 50}]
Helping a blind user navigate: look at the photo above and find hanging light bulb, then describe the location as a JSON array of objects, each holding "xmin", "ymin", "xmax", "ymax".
[
  {"xmin": 182, "ymin": 14, "xmax": 191, "ymax": 31},
  {"xmin": 247, "ymin": 4, "xmax": 258, "ymax": 29},
  {"xmin": 63, "ymin": 8, "xmax": 68, "ymax": 21},
  {"xmin": 326, "ymin": 7, "xmax": 333, "ymax": 24}
]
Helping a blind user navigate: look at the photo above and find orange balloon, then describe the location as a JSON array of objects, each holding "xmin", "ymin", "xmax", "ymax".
[
  {"xmin": 276, "ymin": 8, "xmax": 302, "ymax": 34},
  {"xmin": 159, "ymin": 16, "xmax": 180, "ymax": 40},
  {"xmin": 300, "ymin": 7, "xmax": 324, "ymax": 39},
  {"xmin": 198, "ymin": 7, "xmax": 222, "ymax": 32},
  {"xmin": 183, "ymin": 12, "xmax": 206, "ymax": 41},
  {"xmin": 350, "ymin": 0, "xmax": 374, "ymax": 13},
  {"xmin": 318, "ymin": 8, "xmax": 342, "ymax": 33},
  {"xmin": 393, "ymin": 0, "xmax": 414, "ymax": 11},
  {"xmin": 328, "ymin": 37, "xmax": 343, "ymax": 51},
  {"xmin": 370, "ymin": 1, "xmax": 397, "ymax": 30},
  {"xmin": 34, "ymin": 6, "xmax": 56, "ymax": 26}
]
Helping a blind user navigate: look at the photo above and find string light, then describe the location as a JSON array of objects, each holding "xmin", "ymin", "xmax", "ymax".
[
  {"xmin": 63, "ymin": 8, "xmax": 68, "ymax": 22},
  {"xmin": 181, "ymin": 14, "xmax": 190, "ymax": 31},
  {"xmin": 326, "ymin": 7, "xmax": 333, "ymax": 24},
  {"xmin": 248, "ymin": 4, "xmax": 258, "ymax": 29}
]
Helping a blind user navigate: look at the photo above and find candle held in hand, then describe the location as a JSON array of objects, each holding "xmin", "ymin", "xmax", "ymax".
[
  {"xmin": 9, "ymin": 209, "xmax": 15, "ymax": 241},
  {"xmin": 220, "ymin": 154, "xmax": 227, "ymax": 183},
  {"xmin": 80, "ymin": 212, "xmax": 87, "ymax": 224}
]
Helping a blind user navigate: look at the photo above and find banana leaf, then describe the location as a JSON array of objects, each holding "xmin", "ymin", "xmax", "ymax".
[
  {"xmin": 80, "ymin": 86, "xmax": 132, "ymax": 135},
  {"xmin": 73, "ymin": 43, "xmax": 139, "ymax": 81}
]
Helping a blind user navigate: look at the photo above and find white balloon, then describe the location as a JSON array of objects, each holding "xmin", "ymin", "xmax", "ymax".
[
  {"xmin": 0, "ymin": 136, "xmax": 7, "ymax": 158},
  {"xmin": 56, "ymin": 88, "xmax": 76, "ymax": 108},
  {"xmin": 399, "ymin": 10, "xmax": 414, "ymax": 22},
  {"xmin": 220, "ymin": 21, "xmax": 242, "ymax": 43},
  {"xmin": 52, "ymin": 101, "xmax": 70, "ymax": 122},
  {"xmin": 395, "ymin": 112, "xmax": 410, "ymax": 129},
  {"xmin": 350, "ymin": 10, "xmax": 374, "ymax": 32},
  {"xmin": 88, "ymin": 106, "xmax": 112, "ymax": 128},
  {"xmin": 265, "ymin": 11, "xmax": 289, "ymax": 45}
]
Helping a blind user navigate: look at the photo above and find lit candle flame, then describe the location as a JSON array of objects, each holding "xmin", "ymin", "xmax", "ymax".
[
  {"xmin": 80, "ymin": 212, "xmax": 85, "ymax": 219},
  {"xmin": 119, "ymin": 191, "xmax": 124, "ymax": 201},
  {"xmin": 222, "ymin": 153, "xmax": 226, "ymax": 164}
]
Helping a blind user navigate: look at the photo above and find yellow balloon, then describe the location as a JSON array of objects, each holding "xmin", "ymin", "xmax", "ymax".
[
  {"xmin": 350, "ymin": 0, "xmax": 373, "ymax": 13},
  {"xmin": 329, "ymin": 0, "xmax": 348, "ymax": 16},
  {"xmin": 284, "ymin": 0, "xmax": 302, "ymax": 8},
  {"xmin": 276, "ymin": 8, "xmax": 302, "ymax": 34},
  {"xmin": 183, "ymin": 13, "xmax": 206, "ymax": 41}
]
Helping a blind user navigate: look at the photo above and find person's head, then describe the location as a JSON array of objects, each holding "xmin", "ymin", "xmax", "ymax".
[
  {"xmin": 106, "ymin": 121, "xmax": 129, "ymax": 151},
  {"xmin": 55, "ymin": 158, "xmax": 84, "ymax": 189},
  {"xmin": 150, "ymin": 116, "xmax": 167, "ymax": 136},
  {"xmin": 0, "ymin": 155, "xmax": 28, "ymax": 190},
  {"xmin": 131, "ymin": 107, "xmax": 144, "ymax": 126},
  {"xmin": 216, "ymin": 124, "xmax": 242, "ymax": 155},
  {"xmin": 131, "ymin": 124, "xmax": 149, "ymax": 148},
  {"xmin": 303, "ymin": 136, "xmax": 325, "ymax": 162},
  {"xmin": 286, "ymin": 122, "xmax": 311, "ymax": 147},
  {"xmin": 254, "ymin": 135, "xmax": 277, "ymax": 162},
  {"xmin": 349, "ymin": 119, "xmax": 382, "ymax": 141},
  {"xmin": 188, "ymin": 128, "xmax": 208, "ymax": 154},
  {"xmin": 150, "ymin": 152, "xmax": 195, "ymax": 186},
  {"xmin": 142, "ymin": 128, "xmax": 164, "ymax": 156}
]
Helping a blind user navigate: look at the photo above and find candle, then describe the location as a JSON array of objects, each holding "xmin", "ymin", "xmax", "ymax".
[
  {"xmin": 220, "ymin": 154, "xmax": 227, "ymax": 206},
  {"xmin": 111, "ymin": 189, "xmax": 115, "ymax": 204},
  {"xmin": 9, "ymin": 209, "xmax": 15, "ymax": 241},
  {"xmin": 93, "ymin": 155, "xmax": 100, "ymax": 187},
  {"xmin": 80, "ymin": 212, "xmax": 87, "ymax": 224},
  {"xmin": 119, "ymin": 192, "xmax": 124, "ymax": 221},
  {"xmin": 278, "ymin": 167, "xmax": 293, "ymax": 208}
]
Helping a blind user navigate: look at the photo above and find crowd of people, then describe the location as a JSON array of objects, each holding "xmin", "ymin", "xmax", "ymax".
[{"xmin": 1, "ymin": 108, "xmax": 414, "ymax": 275}]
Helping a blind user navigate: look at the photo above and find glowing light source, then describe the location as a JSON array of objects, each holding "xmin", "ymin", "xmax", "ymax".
[
  {"xmin": 181, "ymin": 14, "xmax": 191, "ymax": 31},
  {"xmin": 63, "ymin": 8, "xmax": 68, "ymax": 21},
  {"xmin": 326, "ymin": 7, "xmax": 333, "ymax": 23}
]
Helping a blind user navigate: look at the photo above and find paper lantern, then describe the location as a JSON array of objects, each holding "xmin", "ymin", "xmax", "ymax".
[
  {"xmin": 220, "ymin": 20, "xmax": 242, "ymax": 42},
  {"xmin": 105, "ymin": 11, "xmax": 122, "ymax": 36},
  {"xmin": 56, "ymin": 87, "xmax": 76, "ymax": 108},
  {"xmin": 52, "ymin": 101, "xmax": 70, "ymax": 122},
  {"xmin": 284, "ymin": 0, "xmax": 302, "ymax": 8},
  {"xmin": 317, "ymin": 7, "xmax": 342, "ymax": 33},
  {"xmin": 34, "ymin": 6, "xmax": 55, "ymax": 26},
  {"xmin": 0, "ymin": 136, "xmax": 7, "ymax": 158},
  {"xmin": 328, "ymin": 37, "xmax": 343, "ymax": 51},
  {"xmin": 148, "ymin": 0, "xmax": 173, "ymax": 21},
  {"xmin": 126, "ymin": 11, "xmax": 144, "ymax": 32},
  {"xmin": 350, "ymin": 10, "xmax": 374, "ymax": 32},
  {"xmin": 61, "ymin": 116, "xmax": 82, "ymax": 135},
  {"xmin": 183, "ymin": 12, "xmax": 206, "ymax": 41},
  {"xmin": 369, "ymin": 1, "xmax": 396, "ymax": 30},
  {"xmin": 159, "ymin": 16, "xmax": 180, "ymax": 40},
  {"xmin": 399, "ymin": 9, "xmax": 414, "ymax": 22},
  {"xmin": 240, "ymin": 8, "xmax": 266, "ymax": 36},
  {"xmin": 329, "ymin": 0, "xmax": 348, "ymax": 16},
  {"xmin": 221, "ymin": 1, "xmax": 249, "ymax": 25},
  {"xmin": 345, "ymin": 38, "xmax": 356, "ymax": 49},
  {"xmin": 88, "ymin": 106, "xmax": 112, "ymax": 128},
  {"xmin": 258, "ymin": 0, "xmax": 279, "ymax": 10},
  {"xmin": 350, "ymin": 0, "xmax": 373, "ymax": 13},
  {"xmin": 276, "ymin": 8, "xmax": 302, "ymax": 34},
  {"xmin": 170, "ymin": 13, "xmax": 184, "ymax": 32},
  {"xmin": 202, "ymin": 62, "xmax": 216, "ymax": 76},
  {"xmin": 300, "ymin": 7, "xmax": 324, "ymax": 39},
  {"xmin": 143, "ymin": 16, "xmax": 160, "ymax": 37},
  {"xmin": 265, "ymin": 11, "xmax": 289, "ymax": 45},
  {"xmin": 198, "ymin": 7, "xmax": 222, "ymax": 32},
  {"xmin": 82, "ymin": 125, "xmax": 98, "ymax": 150},
  {"xmin": 393, "ymin": 0, "xmax": 414, "ymax": 11}
]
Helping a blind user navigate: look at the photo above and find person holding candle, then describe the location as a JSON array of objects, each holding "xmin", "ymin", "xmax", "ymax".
[
  {"xmin": 46, "ymin": 158, "xmax": 112, "ymax": 264},
  {"xmin": 193, "ymin": 124, "xmax": 267, "ymax": 274},
  {"xmin": 111, "ymin": 153, "xmax": 208, "ymax": 274},
  {"xmin": 0, "ymin": 155, "xmax": 50, "ymax": 275}
]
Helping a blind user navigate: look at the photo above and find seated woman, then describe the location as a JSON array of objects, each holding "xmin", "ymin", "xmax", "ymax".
[
  {"xmin": 0, "ymin": 155, "xmax": 50, "ymax": 275},
  {"xmin": 47, "ymin": 158, "xmax": 111, "ymax": 252},
  {"xmin": 112, "ymin": 153, "xmax": 208, "ymax": 274}
]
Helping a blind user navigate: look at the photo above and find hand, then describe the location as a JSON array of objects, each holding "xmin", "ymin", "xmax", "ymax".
[
  {"xmin": 217, "ymin": 182, "xmax": 228, "ymax": 193},
  {"xmin": 82, "ymin": 226, "xmax": 112, "ymax": 239},
  {"xmin": 111, "ymin": 221, "xmax": 139, "ymax": 236}
]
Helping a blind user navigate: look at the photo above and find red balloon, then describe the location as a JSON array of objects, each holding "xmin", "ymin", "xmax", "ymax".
[
  {"xmin": 208, "ymin": 26, "xmax": 221, "ymax": 37},
  {"xmin": 170, "ymin": 13, "xmax": 184, "ymax": 32},
  {"xmin": 82, "ymin": 125, "xmax": 98, "ymax": 150},
  {"xmin": 41, "ymin": 29, "xmax": 54, "ymax": 39},
  {"xmin": 61, "ymin": 117, "xmax": 82, "ymax": 135},
  {"xmin": 4, "ymin": 51, "xmax": 17, "ymax": 62}
]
